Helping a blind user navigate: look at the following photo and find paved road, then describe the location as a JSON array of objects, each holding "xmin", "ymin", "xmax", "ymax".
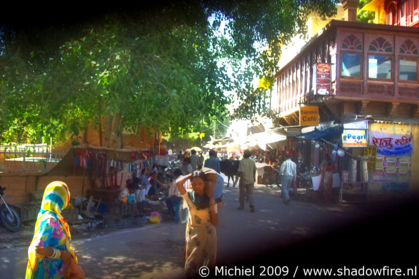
[{"xmin": 1, "ymin": 181, "xmax": 418, "ymax": 279}]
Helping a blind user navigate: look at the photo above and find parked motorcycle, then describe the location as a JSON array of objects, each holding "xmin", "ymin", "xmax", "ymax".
[
  {"xmin": 297, "ymin": 171, "xmax": 313, "ymax": 188},
  {"xmin": 0, "ymin": 185, "xmax": 22, "ymax": 232},
  {"xmin": 296, "ymin": 160, "xmax": 311, "ymax": 189}
]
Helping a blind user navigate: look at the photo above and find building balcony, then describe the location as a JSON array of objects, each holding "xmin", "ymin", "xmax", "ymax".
[{"xmin": 274, "ymin": 20, "xmax": 419, "ymax": 123}]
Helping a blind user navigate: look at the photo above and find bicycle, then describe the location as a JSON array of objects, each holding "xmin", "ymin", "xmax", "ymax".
[{"xmin": 0, "ymin": 185, "xmax": 22, "ymax": 232}]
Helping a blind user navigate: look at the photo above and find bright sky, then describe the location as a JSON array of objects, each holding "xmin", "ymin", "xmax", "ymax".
[{"xmin": 207, "ymin": 13, "xmax": 268, "ymax": 113}]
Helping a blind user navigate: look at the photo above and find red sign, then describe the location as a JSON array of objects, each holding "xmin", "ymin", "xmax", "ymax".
[{"xmin": 316, "ymin": 63, "xmax": 331, "ymax": 95}]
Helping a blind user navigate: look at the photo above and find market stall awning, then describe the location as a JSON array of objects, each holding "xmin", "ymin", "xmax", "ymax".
[
  {"xmin": 295, "ymin": 125, "xmax": 343, "ymax": 141},
  {"xmin": 244, "ymin": 129, "xmax": 287, "ymax": 150}
]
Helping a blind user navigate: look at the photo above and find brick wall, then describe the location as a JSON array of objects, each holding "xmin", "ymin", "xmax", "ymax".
[{"xmin": 0, "ymin": 173, "xmax": 93, "ymax": 205}]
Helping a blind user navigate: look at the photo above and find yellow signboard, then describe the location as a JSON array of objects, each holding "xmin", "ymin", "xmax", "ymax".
[{"xmin": 299, "ymin": 106, "xmax": 319, "ymax": 126}]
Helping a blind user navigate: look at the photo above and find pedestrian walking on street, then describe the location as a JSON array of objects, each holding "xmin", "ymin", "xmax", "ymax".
[
  {"xmin": 190, "ymin": 149, "xmax": 199, "ymax": 171},
  {"xmin": 237, "ymin": 150, "xmax": 256, "ymax": 212},
  {"xmin": 25, "ymin": 181, "xmax": 85, "ymax": 279},
  {"xmin": 181, "ymin": 157, "xmax": 193, "ymax": 175},
  {"xmin": 320, "ymin": 154, "xmax": 334, "ymax": 202},
  {"xmin": 176, "ymin": 171, "xmax": 218, "ymax": 278},
  {"xmin": 204, "ymin": 149, "xmax": 221, "ymax": 173},
  {"xmin": 279, "ymin": 153, "xmax": 297, "ymax": 204}
]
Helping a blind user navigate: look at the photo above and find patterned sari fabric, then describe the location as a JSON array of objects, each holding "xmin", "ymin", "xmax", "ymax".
[
  {"xmin": 25, "ymin": 181, "xmax": 78, "ymax": 279},
  {"xmin": 182, "ymin": 192, "xmax": 217, "ymax": 278}
]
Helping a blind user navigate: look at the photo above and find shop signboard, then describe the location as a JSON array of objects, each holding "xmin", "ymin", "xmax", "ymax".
[
  {"xmin": 342, "ymin": 129, "xmax": 368, "ymax": 147},
  {"xmin": 299, "ymin": 106, "xmax": 319, "ymax": 126},
  {"xmin": 368, "ymin": 131, "xmax": 413, "ymax": 156},
  {"xmin": 314, "ymin": 63, "xmax": 331, "ymax": 95}
]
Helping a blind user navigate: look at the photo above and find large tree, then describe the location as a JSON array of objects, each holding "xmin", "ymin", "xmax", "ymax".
[{"xmin": 0, "ymin": 1, "xmax": 337, "ymax": 147}]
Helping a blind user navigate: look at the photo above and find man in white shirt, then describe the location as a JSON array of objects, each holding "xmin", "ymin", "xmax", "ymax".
[{"xmin": 279, "ymin": 153, "xmax": 297, "ymax": 204}]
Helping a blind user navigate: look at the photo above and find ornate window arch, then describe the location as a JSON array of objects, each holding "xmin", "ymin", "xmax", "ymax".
[
  {"xmin": 369, "ymin": 37, "xmax": 393, "ymax": 53},
  {"xmin": 342, "ymin": 34, "xmax": 362, "ymax": 51},
  {"xmin": 340, "ymin": 34, "xmax": 363, "ymax": 78},
  {"xmin": 399, "ymin": 39, "xmax": 418, "ymax": 82},
  {"xmin": 400, "ymin": 39, "xmax": 418, "ymax": 55}
]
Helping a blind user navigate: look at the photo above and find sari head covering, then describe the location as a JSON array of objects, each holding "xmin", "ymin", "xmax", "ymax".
[{"xmin": 25, "ymin": 181, "xmax": 77, "ymax": 279}]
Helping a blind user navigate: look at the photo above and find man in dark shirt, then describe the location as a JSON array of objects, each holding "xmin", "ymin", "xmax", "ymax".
[
  {"xmin": 204, "ymin": 149, "xmax": 221, "ymax": 173},
  {"xmin": 190, "ymin": 149, "xmax": 199, "ymax": 171}
]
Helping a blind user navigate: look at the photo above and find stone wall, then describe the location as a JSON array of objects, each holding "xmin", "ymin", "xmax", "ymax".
[{"xmin": 0, "ymin": 174, "xmax": 92, "ymax": 205}]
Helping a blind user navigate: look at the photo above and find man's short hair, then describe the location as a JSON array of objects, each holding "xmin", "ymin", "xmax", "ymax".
[
  {"xmin": 209, "ymin": 150, "xmax": 217, "ymax": 157},
  {"xmin": 191, "ymin": 149, "xmax": 197, "ymax": 155},
  {"xmin": 243, "ymin": 150, "xmax": 251, "ymax": 158}
]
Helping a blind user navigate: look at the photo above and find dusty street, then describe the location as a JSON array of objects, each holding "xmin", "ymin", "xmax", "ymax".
[{"xmin": 1, "ymin": 180, "xmax": 418, "ymax": 279}]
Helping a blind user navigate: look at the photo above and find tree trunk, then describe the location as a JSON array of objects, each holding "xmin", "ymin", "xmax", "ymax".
[
  {"xmin": 103, "ymin": 114, "xmax": 123, "ymax": 149},
  {"xmin": 111, "ymin": 113, "xmax": 123, "ymax": 149},
  {"xmin": 104, "ymin": 116, "xmax": 113, "ymax": 147}
]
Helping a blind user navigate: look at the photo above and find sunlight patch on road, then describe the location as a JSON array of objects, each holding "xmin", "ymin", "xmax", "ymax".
[{"xmin": 85, "ymin": 257, "xmax": 183, "ymax": 279}]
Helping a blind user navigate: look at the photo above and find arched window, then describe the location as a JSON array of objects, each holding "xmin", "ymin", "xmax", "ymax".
[
  {"xmin": 399, "ymin": 39, "xmax": 418, "ymax": 81},
  {"xmin": 368, "ymin": 37, "xmax": 393, "ymax": 80},
  {"xmin": 342, "ymin": 34, "xmax": 362, "ymax": 50},
  {"xmin": 400, "ymin": 39, "xmax": 418, "ymax": 54},
  {"xmin": 369, "ymin": 37, "xmax": 393, "ymax": 53},
  {"xmin": 341, "ymin": 34, "xmax": 363, "ymax": 78}
]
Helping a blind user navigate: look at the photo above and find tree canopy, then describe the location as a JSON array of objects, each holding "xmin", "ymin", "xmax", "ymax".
[
  {"xmin": 357, "ymin": 0, "xmax": 375, "ymax": 23},
  {"xmin": 0, "ymin": 0, "xmax": 337, "ymax": 145}
]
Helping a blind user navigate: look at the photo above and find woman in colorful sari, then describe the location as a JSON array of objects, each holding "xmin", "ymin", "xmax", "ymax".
[
  {"xmin": 176, "ymin": 170, "xmax": 218, "ymax": 278},
  {"xmin": 25, "ymin": 181, "xmax": 85, "ymax": 279}
]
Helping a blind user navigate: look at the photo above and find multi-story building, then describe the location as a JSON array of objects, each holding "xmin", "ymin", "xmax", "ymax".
[
  {"xmin": 272, "ymin": 0, "xmax": 419, "ymax": 198},
  {"xmin": 362, "ymin": 0, "xmax": 419, "ymax": 27}
]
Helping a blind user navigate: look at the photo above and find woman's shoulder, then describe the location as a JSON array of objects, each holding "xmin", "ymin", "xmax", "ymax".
[{"xmin": 37, "ymin": 212, "xmax": 61, "ymax": 228}]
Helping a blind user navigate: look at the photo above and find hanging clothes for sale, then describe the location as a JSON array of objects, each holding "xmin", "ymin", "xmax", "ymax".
[{"xmin": 71, "ymin": 147, "xmax": 155, "ymax": 189}]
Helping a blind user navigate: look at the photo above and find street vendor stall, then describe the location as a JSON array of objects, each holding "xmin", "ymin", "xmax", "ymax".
[
  {"xmin": 69, "ymin": 145, "xmax": 154, "ymax": 213},
  {"xmin": 294, "ymin": 123, "xmax": 344, "ymax": 201}
]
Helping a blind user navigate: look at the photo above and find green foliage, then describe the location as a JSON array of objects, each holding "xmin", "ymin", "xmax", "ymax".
[
  {"xmin": 0, "ymin": 1, "xmax": 337, "ymax": 144},
  {"xmin": 357, "ymin": 0, "xmax": 375, "ymax": 23},
  {"xmin": 206, "ymin": 0, "xmax": 337, "ymax": 119}
]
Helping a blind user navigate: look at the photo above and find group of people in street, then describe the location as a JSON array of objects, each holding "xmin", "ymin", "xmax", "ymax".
[
  {"xmin": 24, "ymin": 146, "xmax": 337, "ymax": 279},
  {"xmin": 273, "ymin": 151, "xmax": 337, "ymax": 203}
]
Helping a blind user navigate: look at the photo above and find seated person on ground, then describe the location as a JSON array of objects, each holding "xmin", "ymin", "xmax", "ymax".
[
  {"xmin": 146, "ymin": 172, "xmax": 166, "ymax": 200},
  {"xmin": 127, "ymin": 183, "xmax": 139, "ymax": 217}
]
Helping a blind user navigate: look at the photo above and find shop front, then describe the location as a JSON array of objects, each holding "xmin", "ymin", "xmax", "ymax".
[
  {"xmin": 366, "ymin": 120, "xmax": 419, "ymax": 197},
  {"xmin": 339, "ymin": 121, "xmax": 369, "ymax": 201},
  {"xmin": 295, "ymin": 123, "xmax": 344, "ymax": 199}
]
